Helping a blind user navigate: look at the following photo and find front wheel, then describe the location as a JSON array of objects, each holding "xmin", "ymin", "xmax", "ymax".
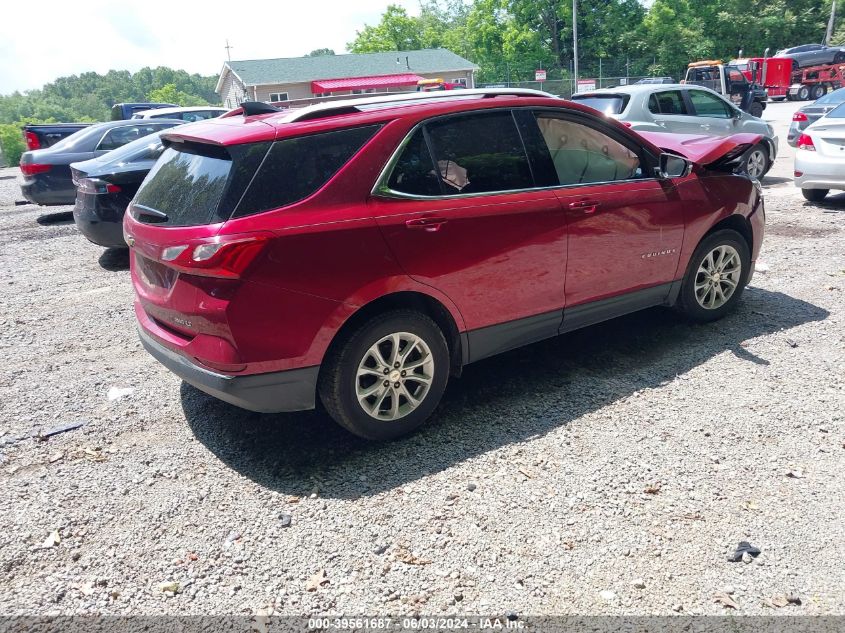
[
  {"xmin": 675, "ymin": 230, "xmax": 751, "ymax": 323},
  {"xmin": 802, "ymin": 188, "xmax": 829, "ymax": 202},
  {"xmin": 740, "ymin": 144, "xmax": 770, "ymax": 179},
  {"xmin": 318, "ymin": 310, "xmax": 449, "ymax": 440},
  {"xmin": 748, "ymin": 101, "xmax": 763, "ymax": 118}
]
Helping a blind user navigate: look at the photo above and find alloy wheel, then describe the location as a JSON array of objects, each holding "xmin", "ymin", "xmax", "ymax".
[
  {"xmin": 355, "ymin": 332, "xmax": 435, "ymax": 421},
  {"xmin": 694, "ymin": 244, "xmax": 742, "ymax": 310},
  {"xmin": 745, "ymin": 150, "xmax": 767, "ymax": 179}
]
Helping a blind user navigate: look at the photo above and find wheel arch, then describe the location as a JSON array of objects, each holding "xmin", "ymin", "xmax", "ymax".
[
  {"xmin": 321, "ymin": 291, "xmax": 466, "ymax": 381},
  {"xmin": 703, "ymin": 213, "xmax": 753, "ymax": 253}
]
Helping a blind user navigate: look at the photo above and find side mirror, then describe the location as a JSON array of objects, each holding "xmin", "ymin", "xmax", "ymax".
[{"xmin": 656, "ymin": 153, "xmax": 692, "ymax": 179}]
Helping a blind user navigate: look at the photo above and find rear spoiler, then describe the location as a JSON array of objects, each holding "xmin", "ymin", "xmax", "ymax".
[{"xmin": 638, "ymin": 132, "xmax": 763, "ymax": 171}]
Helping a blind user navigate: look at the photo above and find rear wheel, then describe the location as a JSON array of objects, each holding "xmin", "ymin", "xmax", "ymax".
[
  {"xmin": 676, "ymin": 230, "xmax": 750, "ymax": 323},
  {"xmin": 318, "ymin": 310, "xmax": 449, "ymax": 440},
  {"xmin": 835, "ymin": 52, "xmax": 845, "ymax": 64},
  {"xmin": 740, "ymin": 144, "xmax": 770, "ymax": 179},
  {"xmin": 796, "ymin": 85, "xmax": 810, "ymax": 101},
  {"xmin": 802, "ymin": 188, "xmax": 829, "ymax": 202},
  {"xmin": 810, "ymin": 84, "xmax": 826, "ymax": 100}
]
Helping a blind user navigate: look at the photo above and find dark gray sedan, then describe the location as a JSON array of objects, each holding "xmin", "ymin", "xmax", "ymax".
[
  {"xmin": 787, "ymin": 87, "xmax": 845, "ymax": 146},
  {"xmin": 775, "ymin": 44, "xmax": 845, "ymax": 69},
  {"xmin": 19, "ymin": 119, "xmax": 182, "ymax": 205}
]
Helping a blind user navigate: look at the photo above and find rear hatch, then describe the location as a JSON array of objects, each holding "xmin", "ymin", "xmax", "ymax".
[{"xmin": 126, "ymin": 117, "xmax": 382, "ymax": 371}]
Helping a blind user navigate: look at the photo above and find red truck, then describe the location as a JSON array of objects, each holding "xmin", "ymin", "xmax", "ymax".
[{"xmin": 732, "ymin": 56, "xmax": 845, "ymax": 101}]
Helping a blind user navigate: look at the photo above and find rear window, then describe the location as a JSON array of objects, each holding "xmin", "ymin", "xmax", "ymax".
[
  {"xmin": 569, "ymin": 94, "xmax": 630, "ymax": 115},
  {"xmin": 233, "ymin": 125, "xmax": 380, "ymax": 218},
  {"xmin": 132, "ymin": 125, "xmax": 379, "ymax": 226},
  {"xmin": 815, "ymin": 89, "xmax": 845, "ymax": 105},
  {"xmin": 826, "ymin": 102, "xmax": 845, "ymax": 117}
]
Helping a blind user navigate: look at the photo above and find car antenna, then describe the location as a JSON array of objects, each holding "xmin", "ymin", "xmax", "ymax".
[{"xmin": 240, "ymin": 101, "xmax": 283, "ymax": 116}]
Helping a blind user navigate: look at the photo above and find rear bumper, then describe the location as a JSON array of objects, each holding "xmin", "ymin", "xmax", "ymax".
[
  {"xmin": 20, "ymin": 177, "xmax": 76, "ymax": 206},
  {"xmin": 138, "ymin": 326, "xmax": 319, "ymax": 413},
  {"xmin": 73, "ymin": 196, "xmax": 127, "ymax": 248},
  {"xmin": 794, "ymin": 150, "xmax": 845, "ymax": 190}
]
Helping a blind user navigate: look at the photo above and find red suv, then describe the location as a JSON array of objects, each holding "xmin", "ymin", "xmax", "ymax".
[{"xmin": 125, "ymin": 90, "xmax": 765, "ymax": 440}]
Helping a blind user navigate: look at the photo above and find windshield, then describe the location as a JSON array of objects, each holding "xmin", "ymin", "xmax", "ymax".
[
  {"xmin": 569, "ymin": 94, "xmax": 630, "ymax": 115},
  {"xmin": 815, "ymin": 88, "xmax": 845, "ymax": 105},
  {"xmin": 47, "ymin": 125, "xmax": 104, "ymax": 152}
]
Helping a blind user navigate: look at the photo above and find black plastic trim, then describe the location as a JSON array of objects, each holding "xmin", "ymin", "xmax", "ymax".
[
  {"xmin": 467, "ymin": 310, "xmax": 562, "ymax": 363},
  {"xmin": 139, "ymin": 328, "xmax": 319, "ymax": 413},
  {"xmin": 560, "ymin": 283, "xmax": 675, "ymax": 333}
]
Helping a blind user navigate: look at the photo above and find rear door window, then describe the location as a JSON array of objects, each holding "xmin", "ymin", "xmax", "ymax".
[
  {"xmin": 233, "ymin": 125, "xmax": 380, "ymax": 217},
  {"xmin": 648, "ymin": 90, "xmax": 689, "ymax": 115},
  {"xmin": 424, "ymin": 111, "xmax": 533, "ymax": 194}
]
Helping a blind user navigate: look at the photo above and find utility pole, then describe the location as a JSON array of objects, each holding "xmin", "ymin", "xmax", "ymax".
[
  {"xmin": 225, "ymin": 39, "xmax": 234, "ymax": 62},
  {"xmin": 572, "ymin": 0, "xmax": 579, "ymax": 88},
  {"xmin": 825, "ymin": 1, "xmax": 837, "ymax": 45}
]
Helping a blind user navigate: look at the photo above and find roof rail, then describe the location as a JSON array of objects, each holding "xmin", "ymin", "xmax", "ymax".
[{"xmin": 278, "ymin": 88, "xmax": 558, "ymax": 123}]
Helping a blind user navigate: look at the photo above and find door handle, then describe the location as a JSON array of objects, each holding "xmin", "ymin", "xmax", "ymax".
[
  {"xmin": 568, "ymin": 200, "xmax": 599, "ymax": 213},
  {"xmin": 405, "ymin": 216, "xmax": 447, "ymax": 232},
  {"xmin": 701, "ymin": 124, "xmax": 712, "ymax": 130}
]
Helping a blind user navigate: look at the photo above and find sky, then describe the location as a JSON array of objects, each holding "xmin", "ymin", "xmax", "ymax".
[{"xmin": 0, "ymin": 0, "xmax": 420, "ymax": 94}]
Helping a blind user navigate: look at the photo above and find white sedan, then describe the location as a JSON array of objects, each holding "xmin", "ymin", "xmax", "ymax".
[{"xmin": 794, "ymin": 102, "xmax": 845, "ymax": 201}]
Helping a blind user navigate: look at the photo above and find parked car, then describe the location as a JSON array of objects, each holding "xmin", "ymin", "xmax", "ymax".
[
  {"xmin": 635, "ymin": 77, "xmax": 674, "ymax": 85},
  {"xmin": 19, "ymin": 120, "xmax": 182, "ymax": 206},
  {"xmin": 794, "ymin": 101, "xmax": 845, "ymax": 201},
  {"xmin": 787, "ymin": 87, "xmax": 845, "ymax": 146},
  {"xmin": 110, "ymin": 102, "xmax": 177, "ymax": 120},
  {"xmin": 22, "ymin": 123, "xmax": 92, "ymax": 150},
  {"xmin": 570, "ymin": 84, "xmax": 777, "ymax": 179},
  {"xmin": 70, "ymin": 130, "xmax": 172, "ymax": 247},
  {"xmin": 774, "ymin": 44, "xmax": 845, "ymax": 69},
  {"xmin": 125, "ymin": 89, "xmax": 765, "ymax": 440},
  {"xmin": 131, "ymin": 106, "xmax": 228, "ymax": 121}
]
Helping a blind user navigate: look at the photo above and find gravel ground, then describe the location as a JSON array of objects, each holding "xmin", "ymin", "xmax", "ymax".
[{"xmin": 0, "ymin": 105, "xmax": 843, "ymax": 618}]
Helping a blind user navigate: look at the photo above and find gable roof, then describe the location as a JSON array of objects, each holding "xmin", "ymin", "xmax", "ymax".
[{"xmin": 218, "ymin": 49, "xmax": 478, "ymax": 91}]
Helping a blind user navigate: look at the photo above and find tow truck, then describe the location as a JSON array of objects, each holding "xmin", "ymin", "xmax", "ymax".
[
  {"xmin": 416, "ymin": 78, "xmax": 467, "ymax": 92},
  {"xmin": 684, "ymin": 60, "xmax": 767, "ymax": 117}
]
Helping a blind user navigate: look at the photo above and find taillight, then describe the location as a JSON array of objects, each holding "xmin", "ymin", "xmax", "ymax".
[
  {"xmin": 792, "ymin": 112, "xmax": 808, "ymax": 122},
  {"xmin": 24, "ymin": 131, "xmax": 40, "ymax": 150},
  {"xmin": 77, "ymin": 178, "xmax": 121, "ymax": 195},
  {"xmin": 797, "ymin": 134, "xmax": 815, "ymax": 151},
  {"xmin": 153, "ymin": 235, "xmax": 271, "ymax": 279},
  {"xmin": 794, "ymin": 170, "xmax": 803, "ymax": 177},
  {"xmin": 19, "ymin": 163, "xmax": 51, "ymax": 176}
]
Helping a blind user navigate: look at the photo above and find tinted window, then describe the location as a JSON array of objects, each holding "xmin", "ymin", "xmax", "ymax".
[
  {"xmin": 570, "ymin": 94, "xmax": 630, "ymax": 115},
  {"xmin": 425, "ymin": 111, "xmax": 533, "ymax": 194},
  {"xmin": 95, "ymin": 131, "xmax": 166, "ymax": 166},
  {"xmin": 648, "ymin": 90, "xmax": 688, "ymax": 115},
  {"xmin": 535, "ymin": 114, "xmax": 641, "ymax": 185},
  {"xmin": 234, "ymin": 125, "xmax": 380, "ymax": 217},
  {"xmin": 387, "ymin": 128, "xmax": 441, "ymax": 196},
  {"xmin": 97, "ymin": 124, "xmax": 166, "ymax": 151},
  {"xmin": 688, "ymin": 90, "xmax": 732, "ymax": 118}
]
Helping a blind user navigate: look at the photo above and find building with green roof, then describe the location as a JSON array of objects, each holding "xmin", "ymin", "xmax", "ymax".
[{"xmin": 216, "ymin": 49, "xmax": 478, "ymax": 107}]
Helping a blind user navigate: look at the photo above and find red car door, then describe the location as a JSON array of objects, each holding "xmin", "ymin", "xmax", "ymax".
[
  {"xmin": 370, "ymin": 110, "xmax": 568, "ymax": 360},
  {"xmin": 527, "ymin": 110, "xmax": 685, "ymax": 310}
]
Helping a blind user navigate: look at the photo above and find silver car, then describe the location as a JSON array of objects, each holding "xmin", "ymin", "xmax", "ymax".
[
  {"xmin": 570, "ymin": 84, "xmax": 778, "ymax": 179},
  {"xmin": 775, "ymin": 44, "xmax": 845, "ymax": 69},
  {"xmin": 787, "ymin": 87, "xmax": 845, "ymax": 146}
]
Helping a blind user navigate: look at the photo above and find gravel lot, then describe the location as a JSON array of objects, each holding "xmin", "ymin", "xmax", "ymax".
[{"xmin": 1, "ymin": 102, "xmax": 843, "ymax": 618}]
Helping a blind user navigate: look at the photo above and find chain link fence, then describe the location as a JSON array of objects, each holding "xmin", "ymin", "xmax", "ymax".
[{"xmin": 479, "ymin": 77, "xmax": 658, "ymax": 98}]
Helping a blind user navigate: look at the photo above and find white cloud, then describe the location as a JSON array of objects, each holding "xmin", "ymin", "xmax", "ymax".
[{"xmin": 0, "ymin": 0, "xmax": 420, "ymax": 94}]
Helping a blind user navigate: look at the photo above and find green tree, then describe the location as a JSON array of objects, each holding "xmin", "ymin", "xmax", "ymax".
[
  {"xmin": 148, "ymin": 83, "xmax": 208, "ymax": 106},
  {"xmin": 348, "ymin": 4, "xmax": 424, "ymax": 51},
  {"xmin": 306, "ymin": 48, "xmax": 336, "ymax": 56}
]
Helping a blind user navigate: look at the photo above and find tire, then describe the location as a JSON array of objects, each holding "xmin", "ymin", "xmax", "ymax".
[
  {"xmin": 802, "ymin": 188, "xmax": 829, "ymax": 202},
  {"xmin": 675, "ymin": 230, "xmax": 751, "ymax": 323},
  {"xmin": 748, "ymin": 101, "xmax": 764, "ymax": 118},
  {"xmin": 810, "ymin": 84, "xmax": 825, "ymax": 100},
  {"xmin": 318, "ymin": 310, "xmax": 449, "ymax": 440},
  {"xmin": 740, "ymin": 143, "xmax": 770, "ymax": 179},
  {"xmin": 835, "ymin": 52, "xmax": 845, "ymax": 64},
  {"xmin": 797, "ymin": 85, "xmax": 810, "ymax": 101}
]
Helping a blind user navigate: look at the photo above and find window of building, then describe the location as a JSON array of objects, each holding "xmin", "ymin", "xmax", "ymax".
[
  {"xmin": 269, "ymin": 92, "xmax": 289, "ymax": 103},
  {"xmin": 451, "ymin": 78, "xmax": 468, "ymax": 86},
  {"xmin": 352, "ymin": 88, "xmax": 377, "ymax": 95}
]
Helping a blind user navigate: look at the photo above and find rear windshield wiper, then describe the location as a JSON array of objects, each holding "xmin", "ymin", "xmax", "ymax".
[{"xmin": 134, "ymin": 204, "xmax": 169, "ymax": 223}]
